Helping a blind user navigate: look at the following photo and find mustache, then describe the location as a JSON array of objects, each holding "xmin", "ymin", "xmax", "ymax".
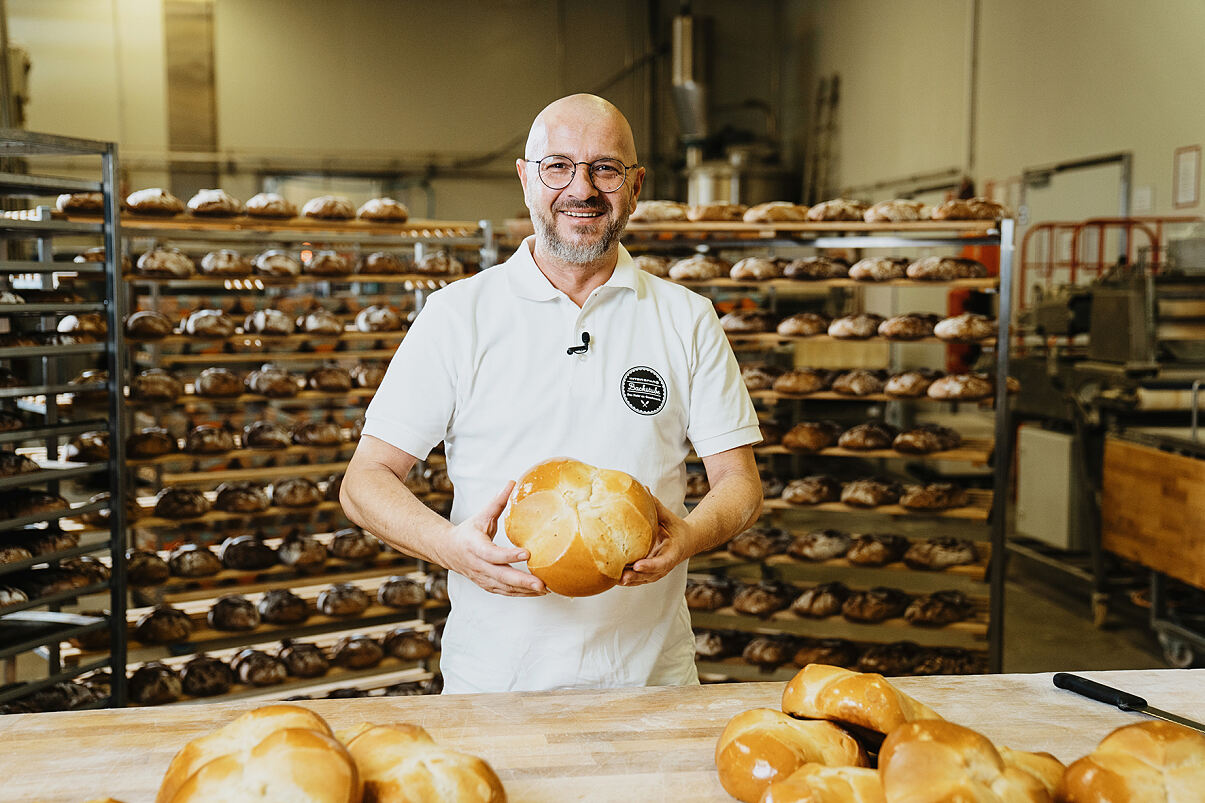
[{"xmin": 554, "ymin": 200, "xmax": 608, "ymax": 213}]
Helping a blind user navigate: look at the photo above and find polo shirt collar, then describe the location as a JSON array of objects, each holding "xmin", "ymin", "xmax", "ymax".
[{"xmin": 506, "ymin": 235, "xmax": 640, "ymax": 301}]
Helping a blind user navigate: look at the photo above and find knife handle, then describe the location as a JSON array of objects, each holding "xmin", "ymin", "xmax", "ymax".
[{"xmin": 1054, "ymin": 672, "xmax": 1148, "ymax": 711}]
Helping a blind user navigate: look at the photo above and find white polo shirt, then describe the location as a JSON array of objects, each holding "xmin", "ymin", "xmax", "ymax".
[{"xmin": 362, "ymin": 236, "xmax": 760, "ymax": 693}]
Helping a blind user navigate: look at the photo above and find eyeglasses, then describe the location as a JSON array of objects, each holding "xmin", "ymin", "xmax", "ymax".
[{"xmin": 524, "ymin": 155, "xmax": 639, "ymax": 193}]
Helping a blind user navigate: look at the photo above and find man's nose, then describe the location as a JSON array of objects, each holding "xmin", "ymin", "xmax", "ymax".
[{"xmin": 564, "ymin": 163, "xmax": 600, "ymax": 199}]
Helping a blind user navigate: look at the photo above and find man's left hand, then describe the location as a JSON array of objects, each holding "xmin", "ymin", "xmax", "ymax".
[{"xmin": 619, "ymin": 496, "xmax": 693, "ymax": 587}]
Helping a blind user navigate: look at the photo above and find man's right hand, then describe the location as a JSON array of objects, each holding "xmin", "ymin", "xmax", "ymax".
[{"xmin": 432, "ymin": 481, "xmax": 547, "ymax": 597}]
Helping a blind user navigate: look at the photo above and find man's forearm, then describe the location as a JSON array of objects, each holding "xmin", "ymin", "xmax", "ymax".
[
  {"xmin": 340, "ymin": 464, "xmax": 454, "ymax": 566},
  {"xmin": 682, "ymin": 471, "xmax": 763, "ymax": 557}
]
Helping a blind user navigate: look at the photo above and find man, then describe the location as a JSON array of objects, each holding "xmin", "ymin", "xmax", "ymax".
[{"xmin": 341, "ymin": 93, "xmax": 762, "ymax": 693}]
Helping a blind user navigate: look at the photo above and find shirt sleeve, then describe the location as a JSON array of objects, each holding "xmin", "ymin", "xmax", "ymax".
[
  {"xmin": 685, "ymin": 300, "xmax": 762, "ymax": 457},
  {"xmin": 361, "ymin": 290, "xmax": 459, "ymax": 460}
]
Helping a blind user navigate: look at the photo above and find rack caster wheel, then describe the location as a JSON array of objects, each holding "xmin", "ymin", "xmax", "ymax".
[{"xmin": 1158, "ymin": 631, "xmax": 1201, "ymax": 668}]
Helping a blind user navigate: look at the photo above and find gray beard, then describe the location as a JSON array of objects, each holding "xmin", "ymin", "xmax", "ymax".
[{"xmin": 532, "ymin": 204, "xmax": 630, "ymax": 264}]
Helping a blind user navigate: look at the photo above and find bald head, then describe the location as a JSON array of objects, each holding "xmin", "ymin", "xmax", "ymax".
[{"xmin": 524, "ymin": 93, "xmax": 639, "ymax": 164}]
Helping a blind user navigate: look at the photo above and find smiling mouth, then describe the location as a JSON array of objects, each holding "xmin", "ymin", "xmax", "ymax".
[{"xmin": 560, "ymin": 209, "xmax": 603, "ymax": 218}]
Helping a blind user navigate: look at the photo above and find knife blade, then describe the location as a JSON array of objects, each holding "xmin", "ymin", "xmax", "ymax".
[{"xmin": 1053, "ymin": 672, "xmax": 1205, "ymax": 733}]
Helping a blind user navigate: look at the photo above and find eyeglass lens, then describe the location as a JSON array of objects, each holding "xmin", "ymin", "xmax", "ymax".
[{"xmin": 538, "ymin": 156, "xmax": 627, "ymax": 192}]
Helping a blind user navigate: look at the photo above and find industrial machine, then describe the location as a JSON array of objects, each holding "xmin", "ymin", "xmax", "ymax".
[{"xmin": 1011, "ymin": 222, "xmax": 1205, "ymax": 666}]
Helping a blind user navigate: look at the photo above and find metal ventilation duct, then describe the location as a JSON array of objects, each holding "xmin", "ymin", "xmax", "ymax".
[{"xmin": 671, "ymin": 14, "xmax": 707, "ymax": 145}]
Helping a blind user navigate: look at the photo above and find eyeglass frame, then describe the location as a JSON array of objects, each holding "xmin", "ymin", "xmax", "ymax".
[{"xmin": 523, "ymin": 155, "xmax": 641, "ymax": 192}]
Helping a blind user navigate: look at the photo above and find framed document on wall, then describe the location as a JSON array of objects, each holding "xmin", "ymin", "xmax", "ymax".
[{"xmin": 1174, "ymin": 145, "xmax": 1200, "ymax": 208}]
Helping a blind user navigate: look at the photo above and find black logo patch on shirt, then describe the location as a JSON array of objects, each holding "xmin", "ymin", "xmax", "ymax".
[{"xmin": 621, "ymin": 366, "xmax": 667, "ymax": 415}]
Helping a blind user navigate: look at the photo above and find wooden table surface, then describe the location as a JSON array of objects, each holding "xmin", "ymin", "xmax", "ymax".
[{"xmin": 1, "ymin": 668, "xmax": 1202, "ymax": 802}]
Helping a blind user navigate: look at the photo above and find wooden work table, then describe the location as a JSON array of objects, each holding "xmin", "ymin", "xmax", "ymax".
[{"xmin": 1, "ymin": 668, "xmax": 1202, "ymax": 802}]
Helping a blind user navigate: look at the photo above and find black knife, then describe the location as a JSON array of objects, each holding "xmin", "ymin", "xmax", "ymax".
[{"xmin": 1053, "ymin": 672, "xmax": 1205, "ymax": 733}]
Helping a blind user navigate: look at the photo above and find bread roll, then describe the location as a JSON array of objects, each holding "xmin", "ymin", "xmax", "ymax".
[
  {"xmin": 244, "ymin": 192, "xmax": 297, "ymax": 218},
  {"xmin": 330, "ymin": 634, "xmax": 384, "ymax": 668},
  {"xmin": 781, "ymin": 663, "xmax": 942, "ymax": 734},
  {"xmin": 277, "ymin": 640, "xmax": 328, "ymax": 677},
  {"xmin": 630, "ymin": 200, "xmax": 687, "ymax": 221},
  {"xmin": 357, "ymin": 197, "xmax": 409, "ymax": 221},
  {"xmin": 504, "ymin": 458, "xmax": 656, "ymax": 596},
  {"xmin": 278, "ymin": 534, "xmax": 327, "ymax": 571},
  {"xmin": 761, "ymin": 765, "xmax": 885, "ymax": 803},
  {"xmin": 207, "ymin": 595, "xmax": 261, "ymax": 631},
  {"xmin": 301, "ymin": 195, "xmax": 355, "ymax": 220},
  {"xmin": 129, "ymin": 662, "xmax": 182, "ymax": 705},
  {"xmin": 135, "ymin": 605, "xmax": 193, "ymax": 645},
  {"xmin": 880, "ymin": 720, "xmax": 1060, "ymax": 803},
  {"xmin": 179, "ymin": 654, "xmax": 234, "ymax": 698},
  {"xmin": 343, "ymin": 723, "xmax": 507, "ymax": 803},
  {"xmin": 714, "ymin": 708, "xmax": 868, "ymax": 803},
  {"xmin": 1058, "ymin": 720, "xmax": 1205, "ymax": 802}
]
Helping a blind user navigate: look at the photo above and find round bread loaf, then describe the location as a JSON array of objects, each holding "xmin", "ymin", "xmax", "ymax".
[
  {"xmin": 136, "ymin": 247, "xmax": 194, "ymax": 277},
  {"xmin": 905, "ymin": 589, "xmax": 973, "ymax": 626},
  {"xmin": 187, "ymin": 189, "xmax": 241, "ymax": 216},
  {"xmin": 695, "ymin": 629, "xmax": 746, "ymax": 659},
  {"xmin": 377, "ymin": 575, "xmax": 426, "ymax": 608},
  {"xmin": 730, "ymin": 256, "xmax": 782, "ymax": 280},
  {"xmin": 793, "ymin": 638, "xmax": 859, "ymax": 669},
  {"xmin": 297, "ymin": 308, "xmax": 343, "ymax": 335},
  {"xmin": 864, "ymin": 199, "xmax": 927, "ymax": 222},
  {"xmin": 849, "ymin": 256, "xmax": 908, "ymax": 282},
  {"xmin": 126, "ymin": 549, "xmax": 170, "ymax": 586},
  {"xmin": 304, "ymin": 250, "xmax": 352, "ymax": 276},
  {"xmin": 857, "ymin": 641, "xmax": 926, "ymax": 676},
  {"xmin": 415, "ymin": 250, "xmax": 463, "ymax": 275},
  {"xmin": 668, "ymin": 254, "xmax": 728, "ymax": 281},
  {"xmin": 242, "ymin": 421, "xmax": 291, "ymax": 450},
  {"xmin": 881, "ymin": 720, "xmax": 1063, "ymax": 802},
  {"xmin": 733, "ymin": 580, "xmax": 795, "ymax": 617},
  {"xmin": 630, "ymin": 199, "xmax": 687, "ymax": 221},
  {"xmin": 788, "ymin": 529, "xmax": 852, "ymax": 562},
  {"xmin": 301, "ymin": 195, "xmax": 355, "ymax": 220},
  {"xmin": 330, "ymin": 634, "xmax": 384, "ymax": 668},
  {"xmin": 846, "ymin": 534, "xmax": 908, "ymax": 566},
  {"xmin": 244, "ymin": 192, "xmax": 297, "ymax": 218},
  {"xmin": 838, "ymin": 421, "xmax": 899, "ymax": 451},
  {"xmin": 293, "ymin": 420, "xmax": 343, "ymax": 446},
  {"xmin": 208, "ymin": 595, "xmax": 261, "ymax": 631},
  {"xmin": 218, "ymin": 535, "xmax": 276, "ymax": 571},
  {"xmin": 899, "ymin": 482, "xmax": 969, "ymax": 510},
  {"xmin": 934, "ymin": 312, "xmax": 996, "ymax": 342},
  {"xmin": 687, "ymin": 202, "xmax": 747, "ymax": 221},
  {"xmin": 774, "ymin": 369, "xmax": 834, "ymax": 396},
  {"xmin": 783, "ymin": 256, "xmax": 848, "ymax": 280},
  {"xmin": 179, "ymin": 654, "xmax": 234, "ymax": 697},
  {"xmin": 355, "ymin": 304, "xmax": 402, "ymax": 332},
  {"xmin": 743, "ymin": 635, "xmax": 793, "ymax": 668},
  {"xmin": 720, "ymin": 309, "xmax": 772, "ymax": 333},
  {"xmin": 879, "ymin": 313, "xmax": 939, "ymax": 340},
  {"xmin": 244, "ymin": 308, "xmax": 294, "ymax": 336},
  {"xmin": 259, "ymin": 589, "xmax": 310, "ymax": 625},
  {"xmin": 806, "ymin": 198, "xmax": 868, "ymax": 221},
  {"xmin": 277, "ymin": 640, "xmax": 328, "ymax": 677},
  {"xmin": 790, "ymin": 581, "xmax": 852, "ymax": 618},
  {"xmin": 0, "ymin": 451, "xmax": 40, "ymax": 477},
  {"xmin": 832, "ymin": 370, "xmax": 885, "ymax": 396},
  {"xmin": 183, "ymin": 309, "xmax": 237, "ymax": 338},
  {"xmin": 504, "ymin": 457, "xmax": 657, "ymax": 597},
  {"xmin": 382, "ymin": 627, "xmax": 436, "ymax": 660},
  {"xmin": 885, "ymin": 369, "xmax": 941, "ymax": 398},
  {"xmin": 903, "ymin": 537, "xmax": 977, "ymax": 570},
  {"xmin": 714, "ymin": 707, "xmax": 868, "ymax": 803},
  {"xmin": 168, "ymin": 544, "xmax": 222, "ymax": 578},
  {"xmin": 927, "ymin": 373, "xmax": 995, "ymax": 400},
  {"xmin": 633, "ymin": 254, "xmax": 670, "ymax": 276},
  {"xmin": 781, "ymin": 475, "xmax": 841, "ymax": 505},
  {"xmin": 125, "ymin": 310, "xmax": 175, "ymax": 339},
  {"xmin": 126, "ymin": 188, "xmax": 184, "ymax": 215},
  {"xmin": 893, "ymin": 423, "xmax": 961, "ymax": 454},
  {"xmin": 153, "ymin": 488, "xmax": 211, "ymax": 519},
  {"xmin": 727, "ymin": 526, "xmax": 790, "ymax": 561},
  {"xmin": 350, "ymin": 362, "xmax": 386, "ymax": 389},
  {"xmin": 782, "ymin": 420, "xmax": 842, "ymax": 452},
  {"xmin": 425, "ymin": 571, "xmax": 450, "ymax": 603},
  {"xmin": 329, "ymin": 527, "xmax": 381, "ymax": 560},
  {"xmin": 743, "ymin": 200, "xmax": 808, "ymax": 222},
  {"xmin": 306, "ymin": 364, "xmax": 352, "ymax": 392},
  {"xmin": 841, "ymin": 479, "xmax": 902, "ymax": 508},
  {"xmin": 129, "ymin": 662, "xmax": 183, "ymax": 705},
  {"xmin": 685, "ymin": 575, "xmax": 736, "ymax": 611},
  {"xmin": 56, "ymin": 192, "xmax": 105, "ymax": 214},
  {"xmin": 199, "ymin": 249, "xmax": 251, "ymax": 276},
  {"xmin": 64, "ymin": 430, "xmax": 110, "ymax": 461},
  {"xmin": 828, "ymin": 313, "xmax": 884, "ymax": 340},
  {"xmin": 246, "ymin": 364, "xmax": 299, "ymax": 398},
  {"xmin": 360, "ymin": 251, "xmax": 406, "ymax": 274},
  {"xmin": 185, "ymin": 424, "xmax": 235, "ymax": 455},
  {"xmin": 781, "ymin": 662, "xmax": 942, "ymax": 734},
  {"xmin": 214, "ymin": 481, "xmax": 270, "ymax": 513},
  {"xmin": 231, "ymin": 649, "xmax": 287, "ymax": 687},
  {"xmin": 317, "ymin": 582, "xmax": 370, "ymax": 616},
  {"xmin": 358, "ymin": 197, "xmax": 409, "ymax": 221},
  {"xmin": 272, "ymin": 477, "xmax": 322, "ymax": 508},
  {"xmin": 277, "ymin": 534, "xmax": 327, "ymax": 571},
  {"xmin": 195, "ymin": 367, "xmax": 243, "ymax": 398},
  {"xmin": 776, "ymin": 312, "xmax": 829, "ymax": 337},
  {"xmin": 842, "ymin": 587, "xmax": 911, "ymax": 623},
  {"xmin": 135, "ymin": 605, "xmax": 193, "ymax": 645},
  {"xmin": 253, "ymin": 249, "xmax": 301, "ymax": 277},
  {"xmin": 742, "ymin": 363, "xmax": 785, "ymax": 390}
]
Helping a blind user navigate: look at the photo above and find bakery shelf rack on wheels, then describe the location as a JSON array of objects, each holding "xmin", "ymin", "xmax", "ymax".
[
  {"xmin": 0, "ymin": 130, "xmax": 129, "ymax": 711},
  {"xmin": 623, "ymin": 217, "xmax": 1014, "ymax": 681},
  {"xmin": 55, "ymin": 210, "xmax": 490, "ymax": 706}
]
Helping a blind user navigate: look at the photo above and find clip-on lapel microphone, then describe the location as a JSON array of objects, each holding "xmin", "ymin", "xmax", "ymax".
[{"xmin": 566, "ymin": 331, "xmax": 590, "ymax": 355}]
